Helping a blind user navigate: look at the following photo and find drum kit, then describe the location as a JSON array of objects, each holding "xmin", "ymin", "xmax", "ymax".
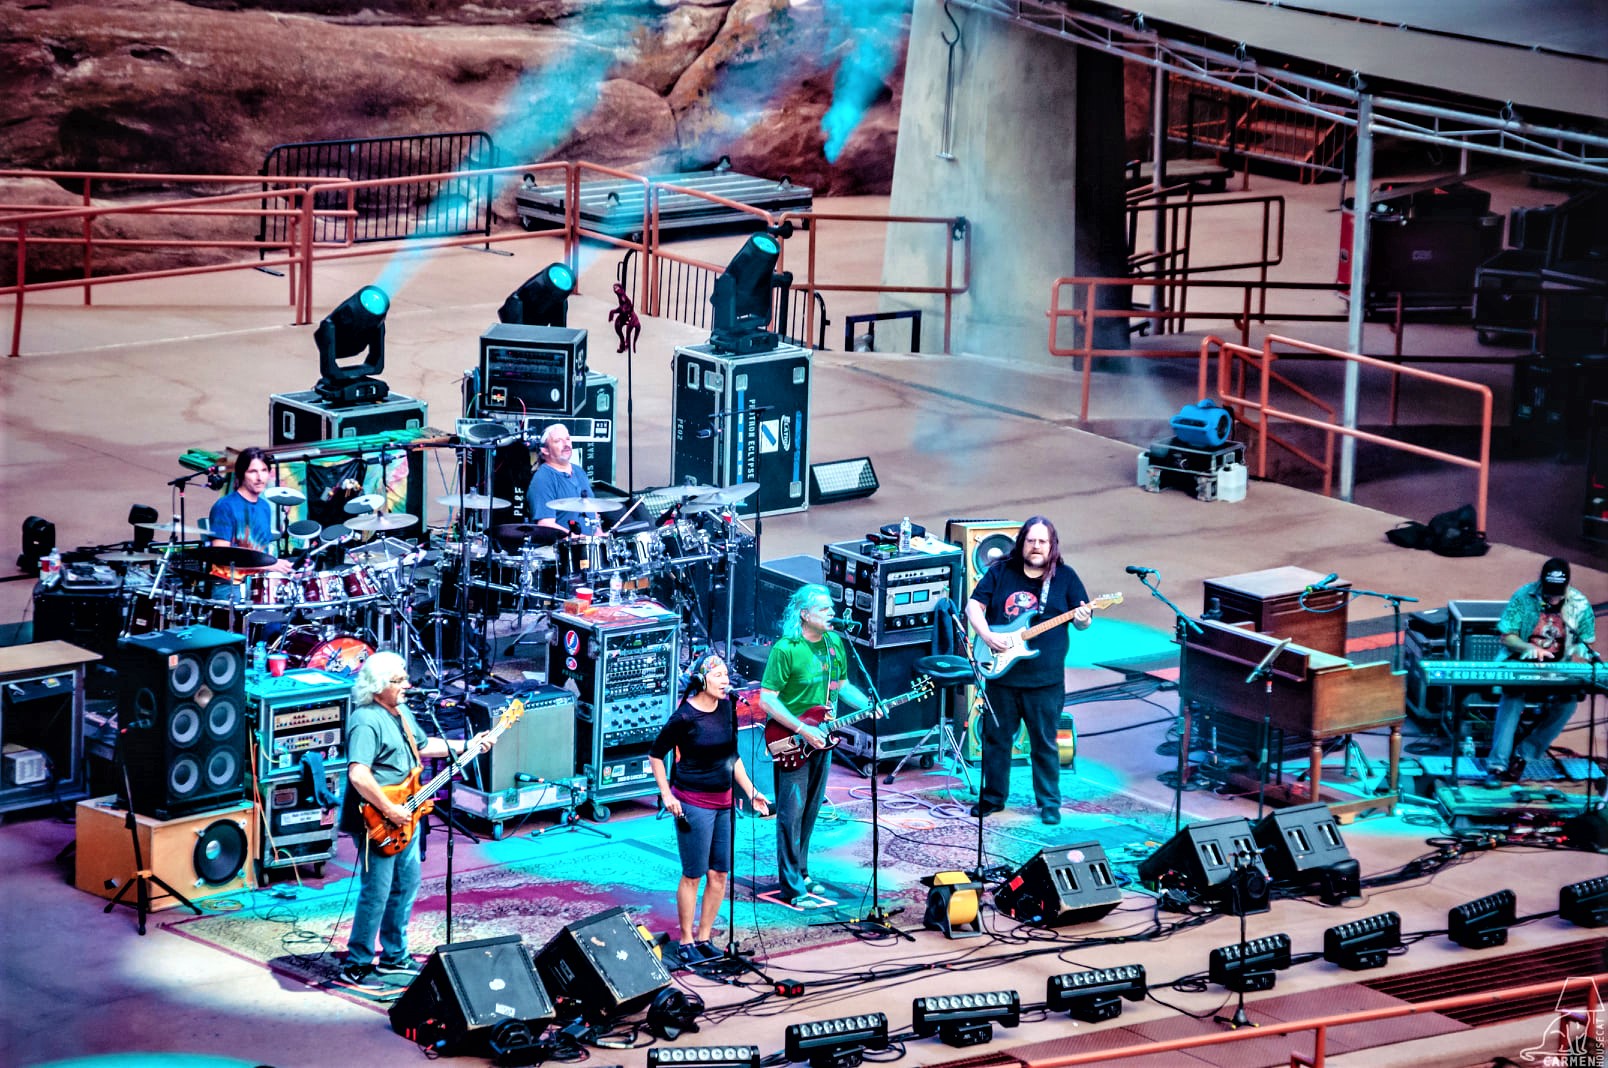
[{"xmin": 106, "ymin": 488, "xmax": 429, "ymax": 676}]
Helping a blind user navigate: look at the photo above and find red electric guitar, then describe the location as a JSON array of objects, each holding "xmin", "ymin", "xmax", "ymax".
[
  {"xmin": 763, "ymin": 677, "xmax": 935, "ymax": 771},
  {"xmin": 359, "ymin": 699, "xmax": 523, "ymax": 856}
]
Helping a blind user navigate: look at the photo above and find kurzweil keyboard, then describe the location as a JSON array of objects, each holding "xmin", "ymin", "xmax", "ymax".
[{"xmin": 1418, "ymin": 660, "xmax": 1603, "ymax": 687}]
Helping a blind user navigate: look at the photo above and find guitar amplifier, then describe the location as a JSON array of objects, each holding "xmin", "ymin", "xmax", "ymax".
[{"xmin": 823, "ymin": 540, "xmax": 963, "ymax": 648}]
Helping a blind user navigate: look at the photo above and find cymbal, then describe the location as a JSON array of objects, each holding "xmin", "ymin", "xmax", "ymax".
[
  {"xmin": 135, "ymin": 520, "xmax": 210, "ymax": 538},
  {"xmin": 688, "ymin": 482, "xmax": 759, "ymax": 507},
  {"xmin": 191, "ymin": 545, "xmax": 278, "ymax": 569},
  {"xmin": 286, "ymin": 519, "xmax": 323, "ymax": 539},
  {"xmin": 436, "ymin": 492, "xmax": 512, "ymax": 511},
  {"xmin": 547, "ymin": 495, "xmax": 625, "ymax": 513},
  {"xmin": 344, "ymin": 493, "xmax": 386, "ymax": 515},
  {"xmin": 321, "ymin": 523, "xmax": 352, "ymax": 543},
  {"xmin": 460, "ymin": 421, "xmax": 514, "ymax": 444},
  {"xmin": 658, "ymin": 484, "xmax": 719, "ymax": 501},
  {"xmin": 97, "ymin": 550, "xmax": 161, "ymax": 564},
  {"xmin": 346, "ymin": 512, "xmax": 419, "ymax": 532},
  {"xmin": 262, "ymin": 487, "xmax": 306, "ymax": 507}
]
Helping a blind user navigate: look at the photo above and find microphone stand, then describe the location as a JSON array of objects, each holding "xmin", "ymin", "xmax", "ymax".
[
  {"xmin": 418, "ymin": 699, "xmax": 479, "ymax": 944},
  {"xmin": 941, "ymin": 602, "xmax": 998, "ymax": 879},
  {"xmin": 1245, "ymin": 637, "xmax": 1293, "ymax": 821},
  {"xmin": 821, "ymin": 633, "xmax": 911, "ymax": 940},
  {"xmin": 1213, "ymin": 849, "xmax": 1258, "ymax": 1030},
  {"xmin": 1133, "ymin": 570, "xmax": 1204, "ymax": 833}
]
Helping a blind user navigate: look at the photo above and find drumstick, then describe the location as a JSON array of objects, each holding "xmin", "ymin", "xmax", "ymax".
[{"xmin": 612, "ymin": 496, "xmax": 646, "ymax": 526}]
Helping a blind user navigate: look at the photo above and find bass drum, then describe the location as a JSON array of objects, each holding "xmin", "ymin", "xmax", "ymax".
[{"xmin": 277, "ymin": 627, "xmax": 374, "ymax": 677}]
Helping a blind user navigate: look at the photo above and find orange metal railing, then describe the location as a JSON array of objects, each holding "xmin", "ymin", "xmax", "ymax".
[
  {"xmin": 1200, "ymin": 333, "xmax": 1492, "ymax": 530},
  {"xmin": 1200, "ymin": 336, "xmax": 1337, "ymax": 495},
  {"xmin": 2, "ymin": 161, "xmax": 971, "ymax": 357},
  {"xmin": 1023, "ymin": 973, "xmax": 1603, "ymax": 1068}
]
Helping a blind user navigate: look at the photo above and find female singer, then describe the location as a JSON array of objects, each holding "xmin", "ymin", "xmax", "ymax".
[{"xmin": 649, "ymin": 653, "xmax": 769, "ymax": 965}]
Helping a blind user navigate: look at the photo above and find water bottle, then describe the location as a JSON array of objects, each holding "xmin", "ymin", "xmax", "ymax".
[
  {"xmin": 608, "ymin": 572, "xmax": 624, "ymax": 604},
  {"xmin": 253, "ymin": 641, "xmax": 268, "ymax": 675},
  {"xmin": 898, "ymin": 516, "xmax": 912, "ymax": 553}
]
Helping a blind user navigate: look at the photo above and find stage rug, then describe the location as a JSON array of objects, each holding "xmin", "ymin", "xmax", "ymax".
[{"xmin": 170, "ymin": 771, "xmax": 1176, "ymax": 993}]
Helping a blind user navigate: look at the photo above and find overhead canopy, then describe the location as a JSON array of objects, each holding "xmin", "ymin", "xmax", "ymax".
[{"xmin": 1116, "ymin": 0, "xmax": 1608, "ymax": 122}]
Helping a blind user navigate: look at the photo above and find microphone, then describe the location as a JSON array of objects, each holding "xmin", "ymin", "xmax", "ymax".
[
  {"xmin": 1245, "ymin": 636, "xmax": 1293, "ymax": 684},
  {"xmin": 1304, "ymin": 573, "xmax": 1339, "ymax": 592},
  {"xmin": 826, "ymin": 615, "xmax": 859, "ymax": 630},
  {"xmin": 1124, "ymin": 565, "xmax": 1157, "ymax": 576}
]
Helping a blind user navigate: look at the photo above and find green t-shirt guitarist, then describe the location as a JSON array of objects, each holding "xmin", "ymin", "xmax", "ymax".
[{"xmin": 760, "ymin": 584, "xmax": 869, "ymax": 907}]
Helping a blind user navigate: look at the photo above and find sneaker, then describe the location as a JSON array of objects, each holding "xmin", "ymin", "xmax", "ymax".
[
  {"xmin": 374, "ymin": 957, "xmax": 423, "ymax": 979},
  {"xmin": 694, "ymin": 940, "xmax": 722, "ymax": 963},
  {"xmin": 334, "ymin": 962, "xmax": 388, "ymax": 993},
  {"xmin": 1039, "ymin": 805, "xmax": 1062, "ymax": 825},
  {"xmin": 804, "ymin": 879, "xmax": 829, "ymax": 896}
]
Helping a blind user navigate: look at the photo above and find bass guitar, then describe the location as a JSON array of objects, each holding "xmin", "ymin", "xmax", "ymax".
[
  {"xmin": 359, "ymin": 699, "xmax": 523, "ymax": 857},
  {"xmin": 764, "ymin": 676, "xmax": 935, "ymax": 771},
  {"xmin": 972, "ymin": 593, "xmax": 1124, "ymax": 680}
]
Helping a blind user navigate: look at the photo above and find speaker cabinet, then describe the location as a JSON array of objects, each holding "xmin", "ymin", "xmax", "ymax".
[
  {"xmin": 75, "ymin": 794, "xmax": 257, "ymax": 908},
  {"xmin": 1138, "ymin": 816, "xmax": 1269, "ymax": 913},
  {"xmin": 994, "ymin": 841, "xmax": 1122, "ymax": 927},
  {"xmin": 464, "ymin": 685, "xmax": 577, "ymax": 794},
  {"xmin": 535, "ymin": 906, "xmax": 671, "ymax": 1021},
  {"xmin": 1254, "ymin": 802, "xmax": 1359, "ymax": 902},
  {"xmin": 944, "ymin": 519, "xmax": 1021, "ymax": 599},
  {"xmin": 390, "ymin": 934, "xmax": 555, "ymax": 1057},
  {"xmin": 117, "ymin": 627, "xmax": 248, "ymax": 819}
]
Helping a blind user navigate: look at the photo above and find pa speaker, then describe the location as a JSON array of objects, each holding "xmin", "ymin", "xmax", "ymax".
[
  {"xmin": 74, "ymin": 795, "xmax": 257, "ymax": 908},
  {"xmin": 994, "ymin": 842, "xmax": 1122, "ymax": 927},
  {"xmin": 944, "ymin": 519, "xmax": 1020, "ymax": 599},
  {"xmin": 390, "ymin": 935, "xmax": 554, "ymax": 1057},
  {"xmin": 535, "ymin": 906, "xmax": 671, "ymax": 1021},
  {"xmin": 1137, "ymin": 816, "xmax": 1269, "ymax": 914},
  {"xmin": 117, "ymin": 627, "xmax": 248, "ymax": 819},
  {"xmin": 1254, "ymin": 802, "xmax": 1360, "ymax": 903}
]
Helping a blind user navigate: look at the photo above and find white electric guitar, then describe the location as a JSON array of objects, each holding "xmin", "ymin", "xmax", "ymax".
[{"xmin": 972, "ymin": 593, "xmax": 1123, "ymax": 680}]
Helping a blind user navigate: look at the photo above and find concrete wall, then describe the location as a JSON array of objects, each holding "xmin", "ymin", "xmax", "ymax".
[{"xmin": 884, "ymin": 0, "xmax": 1127, "ymax": 363}]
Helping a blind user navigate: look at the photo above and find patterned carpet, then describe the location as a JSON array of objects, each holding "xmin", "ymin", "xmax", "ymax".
[{"xmin": 171, "ymin": 768, "xmax": 1176, "ymax": 993}]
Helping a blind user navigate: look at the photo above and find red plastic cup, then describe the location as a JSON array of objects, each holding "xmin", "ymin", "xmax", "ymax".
[
  {"xmin": 575, "ymin": 587, "xmax": 594, "ymax": 607},
  {"xmin": 267, "ymin": 652, "xmax": 288, "ymax": 678}
]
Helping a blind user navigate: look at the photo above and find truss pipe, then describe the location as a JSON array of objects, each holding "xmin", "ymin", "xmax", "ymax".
[{"xmin": 1340, "ymin": 95, "xmax": 1374, "ymax": 502}]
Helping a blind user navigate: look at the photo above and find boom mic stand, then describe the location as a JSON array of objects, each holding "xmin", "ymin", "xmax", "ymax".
[
  {"xmin": 1212, "ymin": 849, "xmax": 1261, "ymax": 1030},
  {"xmin": 1132, "ymin": 569, "xmax": 1204, "ymax": 833}
]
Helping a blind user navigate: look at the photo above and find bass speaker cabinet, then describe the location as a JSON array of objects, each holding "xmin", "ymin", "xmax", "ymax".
[
  {"xmin": 390, "ymin": 934, "xmax": 555, "ymax": 1057},
  {"xmin": 117, "ymin": 627, "xmax": 248, "ymax": 819},
  {"xmin": 945, "ymin": 519, "xmax": 1021, "ymax": 599},
  {"xmin": 1137, "ymin": 815, "xmax": 1269, "ymax": 914},
  {"xmin": 74, "ymin": 794, "xmax": 257, "ymax": 908},
  {"xmin": 1253, "ymin": 802, "xmax": 1360, "ymax": 902},
  {"xmin": 534, "ymin": 906, "xmax": 671, "ymax": 1021},
  {"xmin": 993, "ymin": 841, "xmax": 1123, "ymax": 927}
]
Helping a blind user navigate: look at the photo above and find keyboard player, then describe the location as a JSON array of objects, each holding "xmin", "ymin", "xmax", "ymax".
[{"xmin": 1485, "ymin": 557, "xmax": 1597, "ymax": 785}]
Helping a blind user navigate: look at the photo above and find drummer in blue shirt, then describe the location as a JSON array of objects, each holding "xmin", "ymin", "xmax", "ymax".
[{"xmin": 526, "ymin": 424, "xmax": 600, "ymax": 536}]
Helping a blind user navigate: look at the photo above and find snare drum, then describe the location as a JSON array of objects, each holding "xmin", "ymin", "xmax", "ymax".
[{"xmin": 277, "ymin": 628, "xmax": 374, "ymax": 676}]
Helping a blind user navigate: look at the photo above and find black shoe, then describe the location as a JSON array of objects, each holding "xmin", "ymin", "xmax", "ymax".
[
  {"xmin": 969, "ymin": 802, "xmax": 1001, "ymax": 818},
  {"xmin": 1499, "ymin": 756, "xmax": 1527, "ymax": 783},
  {"xmin": 694, "ymin": 940, "xmax": 722, "ymax": 963},
  {"xmin": 334, "ymin": 962, "xmax": 387, "ymax": 993},
  {"xmin": 374, "ymin": 957, "xmax": 423, "ymax": 979},
  {"xmin": 1039, "ymin": 805, "xmax": 1062, "ymax": 825}
]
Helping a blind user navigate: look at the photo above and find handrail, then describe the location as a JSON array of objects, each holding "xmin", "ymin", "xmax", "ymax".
[
  {"xmin": 2, "ymin": 160, "xmax": 973, "ymax": 357},
  {"xmin": 1202, "ymin": 336, "xmax": 1337, "ymax": 494},
  {"xmin": 1025, "ymin": 973, "xmax": 1603, "ymax": 1067},
  {"xmin": 1199, "ymin": 332, "xmax": 1492, "ymax": 529}
]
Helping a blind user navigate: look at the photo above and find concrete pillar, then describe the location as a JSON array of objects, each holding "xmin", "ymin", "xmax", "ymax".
[{"xmin": 884, "ymin": 0, "xmax": 1127, "ymax": 362}]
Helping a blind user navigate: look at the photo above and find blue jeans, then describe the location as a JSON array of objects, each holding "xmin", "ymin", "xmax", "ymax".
[
  {"xmin": 774, "ymin": 752, "xmax": 831, "ymax": 900},
  {"xmin": 344, "ymin": 830, "xmax": 421, "ymax": 966},
  {"xmin": 1487, "ymin": 691, "xmax": 1577, "ymax": 772}
]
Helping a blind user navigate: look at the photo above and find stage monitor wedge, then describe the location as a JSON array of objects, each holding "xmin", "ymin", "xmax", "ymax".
[{"xmin": 389, "ymin": 934, "xmax": 554, "ymax": 1057}]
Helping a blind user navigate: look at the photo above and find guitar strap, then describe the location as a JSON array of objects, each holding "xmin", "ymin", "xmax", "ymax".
[{"xmin": 397, "ymin": 706, "xmax": 423, "ymax": 773}]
